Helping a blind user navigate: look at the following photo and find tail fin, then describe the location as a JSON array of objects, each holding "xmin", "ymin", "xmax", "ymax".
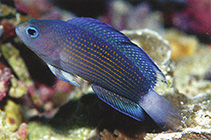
[{"xmin": 139, "ymin": 89, "xmax": 182, "ymax": 130}]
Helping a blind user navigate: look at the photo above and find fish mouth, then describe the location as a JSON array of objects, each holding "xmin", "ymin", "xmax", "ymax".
[
  {"xmin": 15, "ymin": 22, "xmax": 33, "ymax": 39},
  {"xmin": 15, "ymin": 24, "xmax": 28, "ymax": 42}
]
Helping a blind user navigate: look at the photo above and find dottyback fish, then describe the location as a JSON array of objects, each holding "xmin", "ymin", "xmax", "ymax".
[{"xmin": 15, "ymin": 17, "xmax": 181, "ymax": 130}]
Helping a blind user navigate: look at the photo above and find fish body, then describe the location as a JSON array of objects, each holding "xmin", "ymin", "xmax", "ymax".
[{"xmin": 15, "ymin": 17, "xmax": 181, "ymax": 129}]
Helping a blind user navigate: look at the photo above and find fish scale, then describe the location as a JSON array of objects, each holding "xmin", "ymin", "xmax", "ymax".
[
  {"xmin": 60, "ymin": 30, "xmax": 142, "ymax": 100},
  {"xmin": 68, "ymin": 18, "xmax": 166, "ymax": 88},
  {"xmin": 66, "ymin": 20, "xmax": 152, "ymax": 92},
  {"xmin": 67, "ymin": 33, "xmax": 148, "ymax": 92},
  {"xmin": 15, "ymin": 17, "xmax": 182, "ymax": 130}
]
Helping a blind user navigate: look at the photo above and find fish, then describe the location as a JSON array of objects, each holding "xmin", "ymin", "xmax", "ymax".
[{"xmin": 15, "ymin": 17, "xmax": 182, "ymax": 130}]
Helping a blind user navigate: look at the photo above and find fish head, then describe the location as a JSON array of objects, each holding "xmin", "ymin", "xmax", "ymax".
[{"xmin": 15, "ymin": 19, "xmax": 64, "ymax": 63}]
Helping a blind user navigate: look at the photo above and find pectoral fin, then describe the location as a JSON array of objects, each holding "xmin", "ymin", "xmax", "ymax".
[
  {"xmin": 47, "ymin": 63, "xmax": 80, "ymax": 86},
  {"xmin": 91, "ymin": 84, "xmax": 145, "ymax": 121}
]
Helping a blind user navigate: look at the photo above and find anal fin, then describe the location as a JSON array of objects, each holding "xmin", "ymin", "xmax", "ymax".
[
  {"xmin": 91, "ymin": 84, "xmax": 145, "ymax": 121},
  {"xmin": 47, "ymin": 63, "xmax": 80, "ymax": 86}
]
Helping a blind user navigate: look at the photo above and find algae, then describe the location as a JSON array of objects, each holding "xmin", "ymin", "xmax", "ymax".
[{"xmin": 0, "ymin": 2, "xmax": 211, "ymax": 140}]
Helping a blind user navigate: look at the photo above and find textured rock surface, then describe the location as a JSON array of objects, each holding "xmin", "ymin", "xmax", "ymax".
[
  {"xmin": 0, "ymin": 101, "xmax": 28, "ymax": 140},
  {"xmin": 0, "ymin": 1, "xmax": 210, "ymax": 139},
  {"xmin": 164, "ymin": 29, "xmax": 199, "ymax": 60}
]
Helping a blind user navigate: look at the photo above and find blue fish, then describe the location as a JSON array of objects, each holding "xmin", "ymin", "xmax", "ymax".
[{"xmin": 15, "ymin": 17, "xmax": 181, "ymax": 130}]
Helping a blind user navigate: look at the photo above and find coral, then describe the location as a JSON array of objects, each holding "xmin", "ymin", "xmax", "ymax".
[
  {"xmin": 4, "ymin": 100, "xmax": 22, "ymax": 132},
  {"xmin": 14, "ymin": 0, "xmax": 61, "ymax": 19},
  {"xmin": 0, "ymin": 110, "xmax": 15, "ymax": 139},
  {"xmin": 183, "ymin": 97, "xmax": 211, "ymax": 128},
  {"xmin": 171, "ymin": 47, "xmax": 211, "ymax": 137},
  {"xmin": 0, "ymin": 4, "xmax": 79, "ymax": 120},
  {"xmin": 54, "ymin": 79, "xmax": 72, "ymax": 94},
  {"xmin": 37, "ymin": 83, "xmax": 55, "ymax": 103},
  {"xmin": 144, "ymin": 128, "xmax": 211, "ymax": 139},
  {"xmin": 0, "ymin": 21, "xmax": 16, "ymax": 41},
  {"xmin": 1, "ymin": 43, "xmax": 35, "ymax": 98},
  {"xmin": 164, "ymin": 29, "xmax": 199, "ymax": 60},
  {"xmin": 9, "ymin": 77, "xmax": 28, "ymax": 98},
  {"xmin": 28, "ymin": 122, "xmax": 92, "ymax": 140},
  {"xmin": 174, "ymin": 47, "xmax": 211, "ymax": 97},
  {"xmin": 179, "ymin": 131, "xmax": 211, "ymax": 139},
  {"xmin": 0, "ymin": 4, "xmax": 31, "ymax": 41},
  {"xmin": 172, "ymin": 0, "xmax": 211, "ymax": 34},
  {"xmin": 0, "ymin": 67, "xmax": 12, "ymax": 100},
  {"xmin": 104, "ymin": 1, "xmax": 163, "ymax": 32},
  {"xmin": 17, "ymin": 123, "xmax": 29, "ymax": 140},
  {"xmin": 126, "ymin": 3, "xmax": 163, "ymax": 32},
  {"xmin": 1, "ymin": 43, "xmax": 31, "ymax": 83},
  {"xmin": 0, "ymin": 102, "xmax": 28, "ymax": 139},
  {"xmin": 0, "ymin": 3, "xmax": 17, "ymax": 17},
  {"xmin": 0, "ymin": 2, "xmax": 210, "ymax": 140},
  {"xmin": 103, "ymin": 0, "xmax": 131, "ymax": 30},
  {"xmin": 100, "ymin": 129, "xmax": 116, "ymax": 140},
  {"xmin": 100, "ymin": 129, "xmax": 145, "ymax": 140},
  {"xmin": 0, "ymin": 42, "xmax": 89, "ymax": 119}
]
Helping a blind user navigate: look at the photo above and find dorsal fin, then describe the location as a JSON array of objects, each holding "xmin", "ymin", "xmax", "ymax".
[{"xmin": 67, "ymin": 17, "xmax": 166, "ymax": 88}]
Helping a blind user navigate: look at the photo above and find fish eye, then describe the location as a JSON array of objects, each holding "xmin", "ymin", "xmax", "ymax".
[{"xmin": 26, "ymin": 26, "xmax": 39, "ymax": 38}]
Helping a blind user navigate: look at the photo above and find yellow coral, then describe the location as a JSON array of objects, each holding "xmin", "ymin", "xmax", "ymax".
[
  {"xmin": 5, "ymin": 100, "xmax": 22, "ymax": 132},
  {"xmin": 164, "ymin": 29, "xmax": 199, "ymax": 60}
]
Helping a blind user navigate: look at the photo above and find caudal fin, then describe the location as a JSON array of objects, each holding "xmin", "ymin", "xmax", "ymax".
[{"xmin": 139, "ymin": 89, "xmax": 182, "ymax": 130}]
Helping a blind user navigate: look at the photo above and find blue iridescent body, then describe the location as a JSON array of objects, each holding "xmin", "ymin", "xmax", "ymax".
[{"xmin": 15, "ymin": 17, "xmax": 181, "ymax": 130}]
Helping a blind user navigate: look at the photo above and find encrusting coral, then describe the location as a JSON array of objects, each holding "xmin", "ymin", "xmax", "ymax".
[{"xmin": 0, "ymin": 1, "xmax": 210, "ymax": 139}]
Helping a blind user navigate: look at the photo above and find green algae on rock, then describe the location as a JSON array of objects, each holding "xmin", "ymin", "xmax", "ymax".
[
  {"xmin": 9, "ymin": 76, "xmax": 28, "ymax": 98},
  {"xmin": 4, "ymin": 100, "xmax": 22, "ymax": 132},
  {"xmin": 28, "ymin": 121, "xmax": 92, "ymax": 140},
  {"xmin": 174, "ymin": 47, "xmax": 211, "ymax": 97},
  {"xmin": 144, "ymin": 128, "xmax": 211, "ymax": 139},
  {"xmin": 0, "ymin": 4, "xmax": 31, "ymax": 26},
  {"xmin": 1, "ymin": 43, "xmax": 34, "ymax": 98},
  {"xmin": 0, "ymin": 101, "xmax": 28, "ymax": 139},
  {"xmin": 0, "ymin": 110, "xmax": 17, "ymax": 139},
  {"xmin": 1, "ymin": 43, "xmax": 31, "ymax": 83},
  {"xmin": 174, "ymin": 47, "xmax": 211, "ymax": 130},
  {"xmin": 0, "ymin": 67, "xmax": 12, "ymax": 100},
  {"xmin": 1, "ymin": 43, "xmax": 44, "ymax": 109},
  {"xmin": 157, "ymin": 47, "xmax": 211, "ymax": 139},
  {"xmin": 1, "ymin": 2, "xmax": 210, "ymax": 138}
]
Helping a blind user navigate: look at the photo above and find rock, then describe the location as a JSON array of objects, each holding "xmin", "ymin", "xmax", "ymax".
[{"xmin": 164, "ymin": 29, "xmax": 199, "ymax": 60}]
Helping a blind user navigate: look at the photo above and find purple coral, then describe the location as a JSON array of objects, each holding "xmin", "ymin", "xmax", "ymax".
[
  {"xmin": 37, "ymin": 83, "xmax": 55, "ymax": 102},
  {"xmin": 172, "ymin": 0, "xmax": 211, "ymax": 34},
  {"xmin": 17, "ymin": 123, "xmax": 28, "ymax": 139},
  {"xmin": 0, "ymin": 21, "xmax": 16, "ymax": 41},
  {"xmin": 0, "ymin": 67, "xmax": 12, "ymax": 101},
  {"xmin": 15, "ymin": 0, "xmax": 61, "ymax": 19}
]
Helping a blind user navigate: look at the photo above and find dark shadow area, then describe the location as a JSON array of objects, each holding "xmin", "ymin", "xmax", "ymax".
[
  {"xmin": 30, "ymin": 93, "xmax": 161, "ymax": 139},
  {"xmin": 11, "ymin": 41, "xmax": 56, "ymax": 86},
  {"xmin": 53, "ymin": 0, "xmax": 108, "ymax": 18}
]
